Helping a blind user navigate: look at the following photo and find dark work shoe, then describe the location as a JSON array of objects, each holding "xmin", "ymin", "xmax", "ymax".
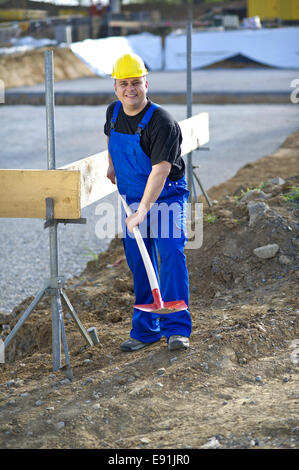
[
  {"xmin": 168, "ymin": 335, "xmax": 189, "ymax": 351},
  {"xmin": 120, "ymin": 338, "xmax": 152, "ymax": 352}
]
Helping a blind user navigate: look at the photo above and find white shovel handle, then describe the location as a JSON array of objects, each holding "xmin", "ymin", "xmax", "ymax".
[{"xmin": 120, "ymin": 195, "xmax": 159, "ymax": 292}]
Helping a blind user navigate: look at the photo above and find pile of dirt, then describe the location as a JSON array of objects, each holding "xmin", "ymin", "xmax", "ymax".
[
  {"xmin": 0, "ymin": 47, "xmax": 96, "ymax": 89},
  {"xmin": 0, "ymin": 131, "xmax": 298, "ymax": 450}
]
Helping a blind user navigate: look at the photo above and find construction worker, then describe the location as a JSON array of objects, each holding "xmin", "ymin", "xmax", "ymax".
[{"xmin": 105, "ymin": 53, "xmax": 192, "ymax": 352}]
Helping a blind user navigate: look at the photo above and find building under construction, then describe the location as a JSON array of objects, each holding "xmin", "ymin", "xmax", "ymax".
[{"xmin": 0, "ymin": 1, "xmax": 298, "ymax": 48}]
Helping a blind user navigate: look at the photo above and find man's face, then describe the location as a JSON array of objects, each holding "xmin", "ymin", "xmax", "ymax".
[{"xmin": 114, "ymin": 76, "xmax": 148, "ymax": 114}]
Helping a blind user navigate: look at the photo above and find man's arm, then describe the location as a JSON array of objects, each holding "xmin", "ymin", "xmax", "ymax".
[
  {"xmin": 106, "ymin": 137, "xmax": 116, "ymax": 184},
  {"xmin": 125, "ymin": 161, "xmax": 171, "ymax": 232},
  {"xmin": 106, "ymin": 137, "xmax": 171, "ymax": 233}
]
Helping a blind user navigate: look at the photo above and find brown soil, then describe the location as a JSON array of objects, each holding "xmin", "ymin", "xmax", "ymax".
[
  {"xmin": 0, "ymin": 47, "xmax": 96, "ymax": 89},
  {"xmin": 0, "ymin": 132, "xmax": 298, "ymax": 450}
]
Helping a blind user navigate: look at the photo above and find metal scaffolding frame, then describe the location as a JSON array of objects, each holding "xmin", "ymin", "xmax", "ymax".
[{"xmin": 3, "ymin": 51, "xmax": 99, "ymax": 380}]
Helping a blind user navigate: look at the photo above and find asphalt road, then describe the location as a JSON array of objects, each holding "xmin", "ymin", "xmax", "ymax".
[
  {"xmin": 8, "ymin": 68, "xmax": 298, "ymax": 94},
  {"xmin": 0, "ymin": 101, "xmax": 298, "ymax": 312}
]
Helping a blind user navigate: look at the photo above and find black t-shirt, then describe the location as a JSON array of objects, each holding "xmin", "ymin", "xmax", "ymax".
[{"xmin": 104, "ymin": 99, "xmax": 185, "ymax": 181}]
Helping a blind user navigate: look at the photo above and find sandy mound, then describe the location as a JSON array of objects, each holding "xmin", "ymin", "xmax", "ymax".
[
  {"xmin": 0, "ymin": 131, "xmax": 298, "ymax": 449},
  {"xmin": 0, "ymin": 47, "xmax": 96, "ymax": 89}
]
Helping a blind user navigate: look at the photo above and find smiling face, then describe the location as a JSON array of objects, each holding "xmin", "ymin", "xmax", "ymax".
[{"xmin": 114, "ymin": 76, "xmax": 148, "ymax": 116}]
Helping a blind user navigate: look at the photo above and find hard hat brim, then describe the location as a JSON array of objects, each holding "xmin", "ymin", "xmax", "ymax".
[{"xmin": 112, "ymin": 70, "xmax": 148, "ymax": 80}]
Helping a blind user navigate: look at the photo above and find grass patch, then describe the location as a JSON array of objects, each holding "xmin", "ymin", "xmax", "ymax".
[
  {"xmin": 204, "ymin": 213, "xmax": 216, "ymax": 224},
  {"xmin": 282, "ymin": 186, "xmax": 299, "ymax": 203}
]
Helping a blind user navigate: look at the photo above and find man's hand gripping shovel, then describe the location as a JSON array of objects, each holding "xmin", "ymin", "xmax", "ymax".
[{"xmin": 120, "ymin": 194, "xmax": 188, "ymax": 314}]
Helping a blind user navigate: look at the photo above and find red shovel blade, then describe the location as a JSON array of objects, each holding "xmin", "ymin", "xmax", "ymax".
[
  {"xmin": 134, "ymin": 300, "xmax": 188, "ymax": 314},
  {"xmin": 134, "ymin": 289, "xmax": 188, "ymax": 313}
]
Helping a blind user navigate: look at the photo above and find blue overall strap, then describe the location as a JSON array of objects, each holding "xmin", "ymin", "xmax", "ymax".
[
  {"xmin": 110, "ymin": 100, "xmax": 122, "ymax": 129},
  {"xmin": 136, "ymin": 103, "xmax": 160, "ymax": 134}
]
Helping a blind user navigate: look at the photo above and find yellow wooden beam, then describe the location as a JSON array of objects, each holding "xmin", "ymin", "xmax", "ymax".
[{"xmin": 0, "ymin": 170, "xmax": 81, "ymax": 219}]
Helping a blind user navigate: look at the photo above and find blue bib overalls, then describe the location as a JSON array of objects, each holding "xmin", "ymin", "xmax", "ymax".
[{"xmin": 108, "ymin": 101, "xmax": 192, "ymax": 343}]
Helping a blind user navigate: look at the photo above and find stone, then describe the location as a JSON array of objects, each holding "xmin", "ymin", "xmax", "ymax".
[
  {"xmin": 253, "ymin": 243, "xmax": 279, "ymax": 259},
  {"xmin": 60, "ymin": 378, "xmax": 71, "ymax": 386},
  {"xmin": 55, "ymin": 421, "xmax": 65, "ymax": 430},
  {"xmin": 279, "ymin": 255, "xmax": 292, "ymax": 265},
  {"xmin": 269, "ymin": 177, "xmax": 285, "ymax": 185},
  {"xmin": 240, "ymin": 189, "xmax": 271, "ymax": 203},
  {"xmin": 6, "ymin": 380, "xmax": 15, "ymax": 387},
  {"xmin": 200, "ymin": 437, "xmax": 221, "ymax": 449},
  {"xmin": 155, "ymin": 382, "xmax": 163, "ymax": 388},
  {"xmin": 248, "ymin": 202, "xmax": 269, "ymax": 226},
  {"xmin": 1, "ymin": 325, "xmax": 10, "ymax": 333},
  {"xmin": 140, "ymin": 437, "xmax": 150, "ymax": 444},
  {"xmin": 82, "ymin": 377, "xmax": 94, "ymax": 385}
]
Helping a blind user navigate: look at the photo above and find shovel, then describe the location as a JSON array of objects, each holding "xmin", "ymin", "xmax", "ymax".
[{"xmin": 120, "ymin": 195, "xmax": 188, "ymax": 314}]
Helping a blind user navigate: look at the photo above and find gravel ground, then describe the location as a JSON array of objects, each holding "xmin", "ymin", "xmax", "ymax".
[{"xmin": 0, "ymin": 103, "xmax": 298, "ymax": 312}]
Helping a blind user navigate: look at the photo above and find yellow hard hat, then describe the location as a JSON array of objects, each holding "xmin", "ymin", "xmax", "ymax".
[{"xmin": 112, "ymin": 53, "xmax": 148, "ymax": 79}]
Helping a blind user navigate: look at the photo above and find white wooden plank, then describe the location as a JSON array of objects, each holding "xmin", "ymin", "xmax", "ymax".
[
  {"xmin": 59, "ymin": 151, "xmax": 116, "ymax": 209},
  {"xmin": 180, "ymin": 112, "xmax": 210, "ymax": 156}
]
